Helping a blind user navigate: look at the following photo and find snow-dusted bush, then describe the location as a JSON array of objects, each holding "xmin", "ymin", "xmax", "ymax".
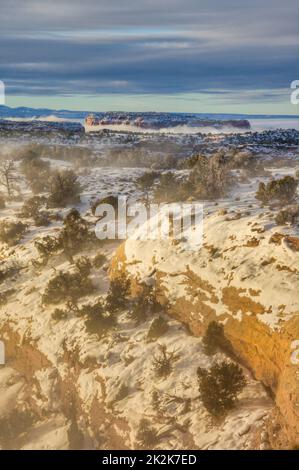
[
  {"xmin": 42, "ymin": 257, "xmax": 93, "ymax": 304},
  {"xmin": 275, "ymin": 205, "xmax": 298, "ymax": 226},
  {"xmin": 90, "ymin": 195, "xmax": 118, "ymax": 216},
  {"xmin": 0, "ymin": 260, "xmax": 21, "ymax": 284},
  {"xmin": 187, "ymin": 152, "xmax": 234, "ymax": 199},
  {"xmin": 20, "ymin": 196, "xmax": 46, "ymax": 218},
  {"xmin": 106, "ymin": 275, "xmax": 131, "ymax": 312},
  {"xmin": 59, "ymin": 209, "xmax": 89, "ymax": 262},
  {"xmin": 129, "ymin": 286, "xmax": 163, "ymax": 324},
  {"xmin": 152, "ymin": 344, "xmax": 179, "ymax": 378},
  {"xmin": 154, "ymin": 172, "xmax": 181, "ymax": 202},
  {"xmin": 202, "ymin": 321, "xmax": 232, "ymax": 356},
  {"xmin": 197, "ymin": 361, "xmax": 246, "ymax": 416},
  {"xmin": 0, "ymin": 220, "xmax": 27, "ymax": 246},
  {"xmin": 0, "ymin": 193, "xmax": 5, "ymax": 209},
  {"xmin": 20, "ymin": 196, "xmax": 50, "ymax": 226},
  {"xmin": 51, "ymin": 307, "xmax": 68, "ymax": 321},
  {"xmin": 256, "ymin": 176, "xmax": 298, "ymax": 206},
  {"xmin": 81, "ymin": 298, "xmax": 116, "ymax": 336},
  {"xmin": 136, "ymin": 171, "xmax": 160, "ymax": 202},
  {"xmin": 33, "ymin": 211, "xmax": 51, "ymax": 227},
  {"xmin": 136, "ymin": 419, "xmax": 160, "ymax": 448},
  {"xmin": 93, "ymin": 252, "xmax": 107, "ymax": 268},
  {"xmin": 34, "ymin": 235, "xmax": 61, "ymax": 264},
  {"xmin": 47, "ymin": 170, "xmax": 81, "ymax": 207},
  {"xmin": 20, "ymin": 151, "xmax": 50, "ymax": 194}
]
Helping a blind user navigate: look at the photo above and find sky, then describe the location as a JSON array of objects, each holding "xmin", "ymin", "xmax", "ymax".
[{"xmin": 0, "ymin": 0, "xmax": 298, "ymax": 114}]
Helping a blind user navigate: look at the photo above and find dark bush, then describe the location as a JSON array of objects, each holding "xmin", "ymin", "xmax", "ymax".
[
  {"xmin": 256, "ymin": 176, "xmax": 298, "ymax": 205},
  {"xmin": 187, "ymin": 152, "xmax": 234, "ymax": 199},
  {"xmin": 47, "ymin": 170, "xmax": 81, "ymax": 207},
  {"xmin": 51, "ymin": 307, "xmax": 68, "ymax": 321},
  {"xmin": 59, "ymin": 209, "xmax": 90, "ymax": 262},
  {"xmin": 154, "ymin": 172, "xmax": 181, "ymax": 202},
  {"xmin": 93, "ymin": 252, "xmax": 107, "ymax": 268},
  {"xmin": 197, "ymin": 361, "xmax": 246, "ymax": 416},
  {"xmin": 33, "ymin": 211, "xmax": 51, "ymax": 227},
  {"xmin": 0, "ymin": 262, "xmax": 20, "ymax": 284},
  {"xmin": 136, "ymin": 419, "xmax": 160, "ymax": 448},
  {"xmin": 42, "ymin": 257, "xmax": 93, "ymax": 304},
  {"xmin": 20, "ymin": 151, "xmax": 51, "ymax": 194},
  {"xmin": 81, "ymin": 298, "xmax": 116, "ymax": 336},
  {"xmin": 275, "ymin": 205, "xmax": 298, "ymax": 226},
  {"xmin": 129, "ymin": 286, "xmax": 162, "ymax": 324},
  {"xmin": 0, "ymin": 193, "xmax": 6, "ymax": 209},
  {"xmin": 34, "ymin": 235, "xmax": 61, "ymax": 263},
  {"xmin": 0, "ymin": 220, "xmax": 27, "ymax": 246},
  {"xmin": 106, "ymin": 275, "xmax": 131, "ymax": 312},
  {"xmin": 90, "ymin": 195, "xmax": 119, "ymax": 216},
  {"xmin": 152, "ymin": 344, "xmax": 179, "ymax": 378},
  {"xmin": 20, "ymin": 196, "xmax": 46, "ymax": 218},
  {"xmin": 202, "ymin": 322, "xmax": 232, "ymax": 356},
  {"xmin": 136, "ymin": 171, "xmax": 160, "ymax": 202}
]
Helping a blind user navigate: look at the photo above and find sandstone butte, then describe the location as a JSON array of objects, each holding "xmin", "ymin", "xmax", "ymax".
[{"xmin": 110, "ymin": 210, "xmax": 299, "ymax": 447}]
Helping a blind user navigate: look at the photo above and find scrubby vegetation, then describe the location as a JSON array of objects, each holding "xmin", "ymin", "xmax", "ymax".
[
  {"xmin": 47, "ymin": 170, "xmax": 81, "ymax": 207},
  {"xmin": 19, "ymin": 195, "xmax": 50, "ymax": 225},
  {"xmin": 81, "ymin": 298, "xmax": 116, "ymax": 335},
  {"xmin": 152, "ymin": 344, "xmax": 179, "ymax": 378},
  {"xmin": 136, "ymin": 171, "xmax": 159, "ymax": 202},
  {"xmin": 34, "ymin": 209, "xmax": 96, "ymax": 264},
  {"xmin": 275, "ymin": 205, "xmax": 298, "ymax": 226},
  {"xmin": 51, "ymin": 307, "xmax": 68, "ymax": 321},
  {"xmin": 34, "ymin": 235, "xmax": 61, "ymax": 264},
  {"xmin": 186, "ymin": 153, "xmax": 234, "ymax": 199},
  {"xmin": 59, "ymin": 209, "xmax": 90, "ymax": 262},
  {"xmin": 20, "ymin": 196, "xmax": 46, "ymax": 218},
  {"xmin": 202, "ymin": 321, "xmax": 232, "ymax": 356},
  {"xmin": 0, "ymin": 160, "xmax": 19, "ymax": 198},
  {"xmin": 42, "ymin": 256, "xmax": 94, "ymax": 304},
  {"xmin": 20, "ymin": 150, "xmax": 50, "ymax": 194},
  {"xmin": 153, "ymin": 152, "xmax": 234, "ymax": 202},
  {"xmin": 93, "ymin": 252, "xmax": 107, "ymax": 268},
  {"xmin": 197, "ymin": 361, "xmax": 246, "ymax": 416},
  {"xmin": 0, "ymin": 260, "xmax": 22, "ymax": 284},
  {"xmin": 0, "ymin": 220, "xmax": 27, "ymax": 246},
  {"xmin": 90, "ymin": 195, "xmax": 119, "ymax": 216},
  {"xmin": 256, "ymin": 176, "xmax": 298, "ymax": 206},
  {"xmin": 106, "ymin": 274, "xmax": 131, "ymax": 312},
  {"xmin": 154, "ymin": 172, "xmax": 180, "ymax": 202},
  {"xmin": 0, "ymin": 193, "xmax": 6, "ymax": 209},
  {"xmin": 136, "ymin": 419, "xmax": 160, "ymax": 448},
  {"xmin": 129, "ymin": 285, "xmax": 163, "ymax": 324}
]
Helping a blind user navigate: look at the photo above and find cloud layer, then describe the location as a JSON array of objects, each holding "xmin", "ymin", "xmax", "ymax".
[{"xmin": 0, "ymin": 0, "xmax": 298, "ymax": 107}]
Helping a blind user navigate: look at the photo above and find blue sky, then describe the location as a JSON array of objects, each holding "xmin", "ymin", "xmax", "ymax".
[{"xmin": 0, "ymin": 0, "xmax": 298, "ymax": 114}]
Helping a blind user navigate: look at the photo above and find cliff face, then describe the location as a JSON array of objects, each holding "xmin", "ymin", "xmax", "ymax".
[
  {"xmin": 110, "ymin": 210, "xmax": 299, "ymax": 447},
  {"xmin": 0, "ymin": 226, "xmax": 275, "ymax": 450}
]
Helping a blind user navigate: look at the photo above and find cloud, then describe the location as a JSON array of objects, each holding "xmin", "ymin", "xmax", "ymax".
[{"xmin": 0, "ymin": 0, "xmax": 298, "ymax": 100}]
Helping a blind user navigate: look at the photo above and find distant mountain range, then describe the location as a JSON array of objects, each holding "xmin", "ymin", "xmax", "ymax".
[{"xmin": 0, "ymin": 104, "xmax": 296, "ymax": 121}]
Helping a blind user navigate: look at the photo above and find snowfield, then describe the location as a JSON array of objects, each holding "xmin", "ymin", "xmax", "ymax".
[{"xmin": 0, "ymin": 122, "xmax": 298, "ymax": 449}]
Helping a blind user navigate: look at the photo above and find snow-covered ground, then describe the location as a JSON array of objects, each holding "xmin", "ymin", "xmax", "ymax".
[{"xmin": 0, "ymin": 124, "xmax": 298, "ymax": 449}]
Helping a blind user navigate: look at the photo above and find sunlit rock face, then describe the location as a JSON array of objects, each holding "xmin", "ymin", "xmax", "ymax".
[{"xmin": 111, "ymin": 210, "xmax": 299, "ymax": 447}]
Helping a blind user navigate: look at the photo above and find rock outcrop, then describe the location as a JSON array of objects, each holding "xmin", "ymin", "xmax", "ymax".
[{"xmin": 110, "ymin": 210, "xmax": 299, "ymax": 447}]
